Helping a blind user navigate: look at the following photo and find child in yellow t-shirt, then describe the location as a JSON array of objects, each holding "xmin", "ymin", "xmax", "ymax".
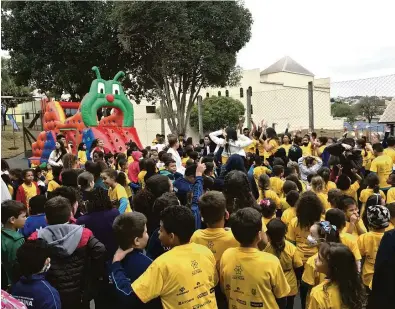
[
  {"xmin": 15, "ymin": 169, "xmax": 39, "ymax": 208},
  {"xmin": 46, "ymin": 166, "xmax": 62, "ymax": 197},
  {"xmin": 259, "ymin": 198, "xmax": 277, "ymax": 226},
  {"xmin": 337, "ymin": 195, "xmax": 367, "ymax": 237},
  {"xmin": 281, "ymin": 190, "xmax": 300, "ymax": 227},
  {"xmin": 359, "ymin": 173, "xmax": 386, "ymax": 217},
  {"xmin": 317, "ymin": 167, "xmax": 336, "ymax": 194},
  {"xmin": 265, "ymin": 219, "xmax": 303, "ymax": 306},
  {"xmin": 336, "ymin": 171, "xmax": 362, "ymax": 201},
  {"xmin": 77, "ymin": 142, "xmax": 87, "ymax": 166},
  {"xmin": 311, "ymin": 175, "xmax": 330, "ymax": 210},
  {"xmin": 190, "ymin": 191, "xmax": 239, "ymax": 268},
  {"xmin": 220, "ymin": 208, "xmax": 290, "ymax": 309},
  {"xmin": 118, "ymin": 159, "xmax": 133, "ymax": 200},
  {"xmin": 308, "ymin": 242, "xmax": 365, "ymax": 309},
  {"xmin": 386, "ymin": 174, "xmax": 395, "ymax": 203},
  {"xmin": 101, "ymin": 168, "xmax": 132, "ymax": 213},
  {"xmin": 327, "ymin": 188, "xmax": 342, "ymax": 209},
  {"xmin": 257, "ymin": 174, "xmax": 280, "ymax": 207},
  {"xmin": 286, "ymin": 191, "xmax": 323, "ymax": 264},
  {"xmin": 269, "ymin": 165, "xmax": 285, "ymax": 197},
  {"xmin": 358, "ymin": 205, "xmax": 390, "ymax": 289},
  {"xmin": 253, "ymin": 155, "xmax": 272, "ymax": 187},
  {"xmin": 280, "ymin": 181, "xmax": 298, "ymax": 211}
]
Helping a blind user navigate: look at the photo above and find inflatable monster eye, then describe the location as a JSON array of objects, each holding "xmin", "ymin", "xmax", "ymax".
[
  {"xmin": 98, "ymin": 82, "xmax": 105, "ymax": 94},
  {"xmin": 112, "ymin": 84, "xmax": 120, "ymax": 95}
]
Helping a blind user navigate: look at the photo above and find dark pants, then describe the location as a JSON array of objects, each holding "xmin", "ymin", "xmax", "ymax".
[
  {"xmin": 286, "ymin": 295, "xmax": 295, "ymax": 309},
  {"xmin": 300, "ymin": 280, "xmax": 310, "ymax": 309}
]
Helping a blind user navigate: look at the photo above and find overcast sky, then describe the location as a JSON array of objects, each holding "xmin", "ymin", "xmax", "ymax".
[{"xmin": 237, "ymin": 0, "xmax": 395, "ymax": 88}]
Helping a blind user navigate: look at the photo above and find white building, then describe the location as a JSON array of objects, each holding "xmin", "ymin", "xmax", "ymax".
[{"xmin": 133, "ymin": 56, "xmax": 343, "ymax": 146}]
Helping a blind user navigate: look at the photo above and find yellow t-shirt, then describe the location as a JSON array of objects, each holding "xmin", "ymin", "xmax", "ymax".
[
  {"xmin": 340, "ymin": 232, "xmax": 361, "ymax": 260},
  {"xmin": 357, "ymin": 231, "xmax": 385, "ymax": 287},
  {"xmin": 362, "ymin": 149, "xmax": 374, "ymax": 170},
  {"xmin": 138, "ymin": 171, "xmax": 147, "ymax": 189},
  {"xmin": 258, "ymin": 189, "xmax": 281, "ymax": 209},
  {"xmin": 387, "ymin": 187, "xmax": 395, "ymax": 203},
  {"xmin": 119, "ymin": 171, "xmax": 132, "ymax": 198},
  {"xmin": 190, "ymin": 228, "xmax": 239, "ymax": 266},
  {"xmin": 309, "ymin": 280, "xmax": 344, "ymax": 309},
  {"xmin": 220, "ymin": 247, "xmax": 290, "ymax": 308},
  {"xmin": 302, "ymin": 253, "xmax": 325, "ymax": 287},
  {"xmin": 181, "ymin": 157, "xmax": 190, "ymax": 167},
  {"xmin": 132, "ymin": 243, "xmax": 218, "ymax": 309},
  {"xmin": 280, "ymin": 144, "xmax": 291, "ymax": 156},
  {"xmin": 45, "ymin": 170, "xmax": 53, "ymax": 182},
  {"xmin": 318, "ymin": 145, "xmax": 326, "ymax": 157},
  {"xmin": 244, "ymin": 139, "xmax": 258, "ymax": 154},
  {"xmin": 77, "ymin": 150, "xmax": 87, "ymax": 165},
  {"xmin": 341, "ymin": 181, "xmax": 360, "ymax": 201},
  {"xmin": 342, "ymin": 220, "xmax": 367, "ymax": 237},
  {"xmin": 253, "ymin": 166, "xmax": 271, "ymax": 187},
  {"xmin": 128, "ymin": 156, "xmax": 134, "ymax": 164},
  {"xmin": 257, "ymin": 141, "xmax": 266, "ymax": 157},
  {"xmin": 286, "ymin": 217, "xmax": 318, "ymax": 263},
  {"xmin": 280, "ymin": 197, "xmax": 291, "ymax": 211},
  {"xmin": 386, "ymin": 222, "xmax": 394, "ymax": 231},
  {"xmin": 314, "ymin": 191, "xmax": 330, "ymax": 210},
  {"xmin": 261, "ymin": 218, "xmax": 268, "ymax": 233},
  {"xmin": 383, "ymin": 147, "xmax": 395, "ymax": 164},
  {"xmin": 264, "ymin": 240, "xmax": 303, "ymax": 296},
  {"xmin": 281, "ymin": 207, "xmax": 296, "ymax": 227},
  {"xmin": 370, "ymin": 155, "xmax": 393, "ymax": 189},
  {"xmin": 323, "ymin": 181, "xmax": 337, "ymax": 195},
  {"xmin": 47, "ymin": 180, "xmax": 60, "ymax": 192},
  {"xmin": 266, "ymin": 139, "xmax": 279, "ymax": 157},
  {"xmin": 108, "ymin": 183, "xmax": 132, "ymax": 213},
  {"xmin": 359, "ymin": 188, "xmax": 386, "ymax": 204},
  {"xmin": 21, "ymin": 183, "xmax": 37, "ymax": 207},
  {"xmin": 301, "ymin": 145, "xmax": 313, "ymax": 157},
  {"xmin": 269, "ymin": 177, "xmax": 284, "ymax": 198}
]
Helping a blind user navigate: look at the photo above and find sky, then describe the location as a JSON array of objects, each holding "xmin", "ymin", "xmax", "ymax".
[
  {"xmin": 2, "ymin": 0, "xmax": 394, "ymax": 96},
  {"xmin": 237, "ymin": 0, "xmax": 395, "ymax": 94}
]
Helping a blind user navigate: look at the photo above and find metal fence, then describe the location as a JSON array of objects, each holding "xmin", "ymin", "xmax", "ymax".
[{"xmin": 247, "ymin": 74, "xmax": 395, "ymax": 139}]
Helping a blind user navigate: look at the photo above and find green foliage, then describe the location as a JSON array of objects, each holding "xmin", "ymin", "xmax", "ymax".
[
  {"xmin": 1, "ymin": 57, "xmax": 32, "ymax": 107},
  {"xmin": 1, "ymin": 1, "xmax": 127, "ymax": 100},
  {"xmin": 112, "ymin": 1, "xmax": 252, "ymax": 134},
  {"xmin": 190, "ymin": 96, "xmax": 245, "ymax": 133},
  {"xmin": 331, "ymin": 102, "xmax": 355, "ymax": 118},
  {"xmin": 354, "ymin": 96, "xmax": 386, "ymax": 123}
]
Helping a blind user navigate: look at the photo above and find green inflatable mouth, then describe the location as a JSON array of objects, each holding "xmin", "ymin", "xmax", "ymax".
[{"xmin": 80, "ymin": 67, "xmax": 134, "ymax": 127}]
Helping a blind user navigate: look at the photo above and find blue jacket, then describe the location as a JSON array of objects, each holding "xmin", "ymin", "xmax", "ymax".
[
  {"xmin": 109, "ymin": 249, "xmax": 161, "ymax": 309},
  {"xmin": 11, "ymin": 273, "xmax": 61, "ymax": 309},
  {"xmin": 21, "ymin": 214, "xmax": 47, "ymax": 238},
  {"xmin": 173, "ymin": 177, "xmax": 194, "ymax": 205}
]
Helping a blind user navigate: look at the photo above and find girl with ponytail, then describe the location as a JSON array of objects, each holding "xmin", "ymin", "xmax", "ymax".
[
  {"xmin": 265, "ymin": 219, "xmax": 304, "ymax": 309},
  {"xmin": 317, "ymin": 167, "xmax": 336, "ymax": 194}
]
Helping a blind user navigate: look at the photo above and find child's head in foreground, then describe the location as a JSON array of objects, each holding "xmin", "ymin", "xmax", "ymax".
[
  {"xmin": 259, "ymin": 198, "xmax": 276, "ymax": 219},
  {"xmin": 113, "ymin": 212, "xmax": 149, "ymax": 250},
  {"xmin": 1, "ymin": 200, "xmax": 27, "ymax": 229},
  {"xmin": 44, "ymin": 196, "xmax": 72, "ymax": 225},
  {"xmin": 199, "ymin": 191, "xmax": 228, "ymax": 226},
  {"xmin": 16, "ymin": 239, "xmax": 51, "ymax": 278},
  {"xmin": 335, "ymin": 195, "xmax": 358, "ymax": 222},
  {"xmin": 296, "ymin": 191, "xmax": 323, "ymax": 229},
  {"xmin": 230, "ymin": 207, "xmax": 262, "ymax": 247},
  {"xmin": 29, "ymin": 195, "xmax": 47, "ymax": 215},
  {"xmin": 366, "ymin": 205, "xmax": 390, "ymax": 231},
  {"xmin": 158, "ymin": 205, "xmax": 196, "ymax": 247}
]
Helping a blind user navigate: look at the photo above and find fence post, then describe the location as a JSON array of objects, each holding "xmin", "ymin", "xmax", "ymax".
[
  {"xmin": 308, "ymin": 81, "xmax": 314, "ymax": 132},
  {"xmin": 160, "ymin": 96, "xmax": 165, "ymax": 136},
  {"xmin": 197, "ymin": 95, "xmax": 204, "ymax": 139},
  {"xmin": 22, "ymin": 116, "xmax": 27, "ymax": 158},
  {"xmin": 246, "ymin": 87, "xmax": 252, "ymax": 130}
]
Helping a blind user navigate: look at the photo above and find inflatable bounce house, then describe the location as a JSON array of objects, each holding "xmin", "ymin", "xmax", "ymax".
[{"xmin": 30, "ymin": 66, "xmax": 143, "ymax": 166}]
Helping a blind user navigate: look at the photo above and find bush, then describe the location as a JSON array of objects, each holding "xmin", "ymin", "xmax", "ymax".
[{"xmin": 190, "ymin": 96, "xmax": 245, "ymax": 132}]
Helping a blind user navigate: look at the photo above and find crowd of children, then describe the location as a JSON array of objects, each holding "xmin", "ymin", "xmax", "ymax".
[{"xmin": 1, "ymin": 121, "xmax": 395, "ymax": 309}]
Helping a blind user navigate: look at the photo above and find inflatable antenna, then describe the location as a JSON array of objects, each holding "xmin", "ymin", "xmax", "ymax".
[
  {"xmin": 113, "ymin": 71, "xmax": 125, "ymax": 81},
  {"xmin": 92, "ymin": 66, "xmax": 102, "ymax": 79}
]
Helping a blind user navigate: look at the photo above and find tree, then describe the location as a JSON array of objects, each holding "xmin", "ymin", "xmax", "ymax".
[
  {"xmin": 190, "ymin": 96, "xmax": 245, "ymax": 133},
  {"xmin": 331, "ymin": 102, "xmax": 355, "ymax": 118},
  {"xmin": 355, "ymin": 96, "xmax": 386, "ymax": 123},
  {"xmin": 1, "ymin": 1, "xmax": 127, "ymax": 100},
  {"xmin": 112, "ymin": 1, "xmax": 252, "ymax": 134}
]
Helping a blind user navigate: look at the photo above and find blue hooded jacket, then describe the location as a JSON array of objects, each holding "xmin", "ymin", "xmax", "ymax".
[{"xmin": 11, "ymin": 273, "xmax": 61, "ymax": 309}]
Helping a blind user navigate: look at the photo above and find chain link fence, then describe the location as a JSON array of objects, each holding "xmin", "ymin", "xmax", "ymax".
[{"xmin": 249, "ymin": 74, "xmax": 395, "ymax": 139}]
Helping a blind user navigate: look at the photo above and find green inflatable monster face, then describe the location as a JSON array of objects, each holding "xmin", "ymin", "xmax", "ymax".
[{"xmin": 80, "ymin": 66, "xmax": 134, "ymax": 127}]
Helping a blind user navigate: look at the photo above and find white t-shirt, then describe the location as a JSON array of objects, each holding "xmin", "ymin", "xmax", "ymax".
[{"xmin": 167, "ymin": 148, "xmax": 185, "ymax": 175}]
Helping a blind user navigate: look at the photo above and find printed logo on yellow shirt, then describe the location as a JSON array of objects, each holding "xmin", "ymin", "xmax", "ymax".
[{"xmin": 233, "ymin": 265, "xmax": 244, "ymax": 280}]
